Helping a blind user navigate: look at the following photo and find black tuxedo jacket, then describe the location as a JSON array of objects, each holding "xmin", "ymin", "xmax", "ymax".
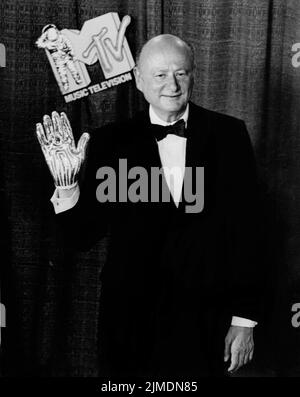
[{"xmin": 57, "ymin": 102, "xmax": 262, "ymax": 376}]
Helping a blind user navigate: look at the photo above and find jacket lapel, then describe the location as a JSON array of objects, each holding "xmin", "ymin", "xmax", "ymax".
[
  {"xmin": 185, "ymin": 102, "xmax": 210, "ymax": 169},
  {"xmin": 179, "ymin": 102, "xmax": 210, "ymax": 212}
]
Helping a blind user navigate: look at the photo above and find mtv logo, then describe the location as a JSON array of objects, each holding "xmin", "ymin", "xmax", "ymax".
[
  {"xmin": 36, "ymin": 13, "xmax": 135, "ymax": 96},
  {"xmin": 0, "ymin": 43, "xmax": 6, "ymax": 67}
]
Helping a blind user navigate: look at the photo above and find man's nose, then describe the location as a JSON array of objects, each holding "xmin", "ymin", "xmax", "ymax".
[{"xmin": 167, "ymin": 74, "xmax": 180, "ymax": 91}]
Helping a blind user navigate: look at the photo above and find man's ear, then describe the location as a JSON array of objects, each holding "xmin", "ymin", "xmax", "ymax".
[{"xmin": 133, "ymin": 66, "xmax": 143, "ymax": 93}]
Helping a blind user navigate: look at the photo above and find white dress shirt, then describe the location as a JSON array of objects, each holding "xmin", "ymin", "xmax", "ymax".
[
  {"xmin": 150, "ymin": 104, "xmax": 188, "ymax": 206},
  {"xmin": 51, "ymin": 105, "xmax": 257, "ymax": 328}
]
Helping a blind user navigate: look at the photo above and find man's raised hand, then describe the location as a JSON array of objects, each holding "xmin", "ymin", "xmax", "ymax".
[{"xmin": 36, "ymin": 111, "xmax": 89, "ymax": 188}]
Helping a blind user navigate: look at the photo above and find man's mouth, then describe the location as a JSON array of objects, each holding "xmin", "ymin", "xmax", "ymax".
[{"xmin": 162, "ymin": 94, "xmax": 182, "ymax": 98}]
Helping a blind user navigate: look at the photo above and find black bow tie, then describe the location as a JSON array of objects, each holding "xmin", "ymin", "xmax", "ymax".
[{"xmin": 151, "ymin": 119, "xmax": 186, "ymax": 142}]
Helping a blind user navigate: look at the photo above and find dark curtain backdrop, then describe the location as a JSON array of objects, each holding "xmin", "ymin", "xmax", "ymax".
[{"xmin": 1, "ymin": 0, "xmax": 300, "ymax": 377}]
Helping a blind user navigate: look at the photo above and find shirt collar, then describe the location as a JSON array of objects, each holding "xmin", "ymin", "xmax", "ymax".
[{"xmin": 149, "ymin": 104, "xmax": 189, "ymax": 128}]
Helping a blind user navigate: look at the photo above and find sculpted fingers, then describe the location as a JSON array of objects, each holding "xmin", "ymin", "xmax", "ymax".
[
  {"xmin": 56, "ymin": 149, "xmax": 78, "ymax": 185},
  {"xmin": 77, "ymin": 132, "xmax": 90, "ymax": 158},
  {"xmin": 60, "ymin": 112, "xmax": 74, "ymax": 143},
  {"xmin": 36, "ymin": 110, "xmax": 87, "ymax": 187},
  {"xmin": 43, "ymin": 114, "xmax": 54, "ymax": 141},
  {"xmin": 52, "ymin": 111, "xmax": 64, "ymax": 141},
  {"xmin": 36, "ymin": 122, "xmax": 48, "ymax": 148}
]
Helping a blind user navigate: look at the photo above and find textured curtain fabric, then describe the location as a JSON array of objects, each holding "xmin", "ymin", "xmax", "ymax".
[{"xmin": 1, "ymin": 0, "xmax": 300, "ymax": 376}]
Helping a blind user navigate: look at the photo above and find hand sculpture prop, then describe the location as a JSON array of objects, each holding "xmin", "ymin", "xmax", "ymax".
[{"xmin": 36, "ymin": 111, "xmax": 90, "ymax": 188}]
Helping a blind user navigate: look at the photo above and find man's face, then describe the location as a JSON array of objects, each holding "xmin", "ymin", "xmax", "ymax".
[{"xmin": 135, "ymin": 42, "xmax": 194, "ymax": 122}]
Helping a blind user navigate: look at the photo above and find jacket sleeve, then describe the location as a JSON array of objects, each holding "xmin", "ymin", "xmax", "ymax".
[
  {"xmin": 54, "ymin": 124, "xmax": 116, "ymax": 252},
  {"xmin": 226, "ymin": 119, "xmax": 264, "ymax": 323}
]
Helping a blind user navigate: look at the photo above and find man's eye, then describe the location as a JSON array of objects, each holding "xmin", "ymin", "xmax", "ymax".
[
  {"xmin": 155, "ymin": 74, "xmax": 166, "ymax": 79},
  {"xmin": 176, "ymin": 71, "xmax": 187, "ymax": 77}
]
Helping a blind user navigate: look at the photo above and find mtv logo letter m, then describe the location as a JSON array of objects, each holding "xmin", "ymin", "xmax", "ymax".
[{"xmin": 36, "ymin": 13, "xmax": 135, "ymax": 95}]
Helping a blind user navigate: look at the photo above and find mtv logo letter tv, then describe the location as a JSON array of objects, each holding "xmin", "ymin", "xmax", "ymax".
[{"xmin": 36, "ymin": 13, "xmax": 135, "ymax": 102}]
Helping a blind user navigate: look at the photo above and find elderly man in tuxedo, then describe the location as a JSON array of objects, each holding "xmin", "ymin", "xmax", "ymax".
[{"xmin": 36, "ymin": 34, "xmax": 261, "ymax": 377}]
